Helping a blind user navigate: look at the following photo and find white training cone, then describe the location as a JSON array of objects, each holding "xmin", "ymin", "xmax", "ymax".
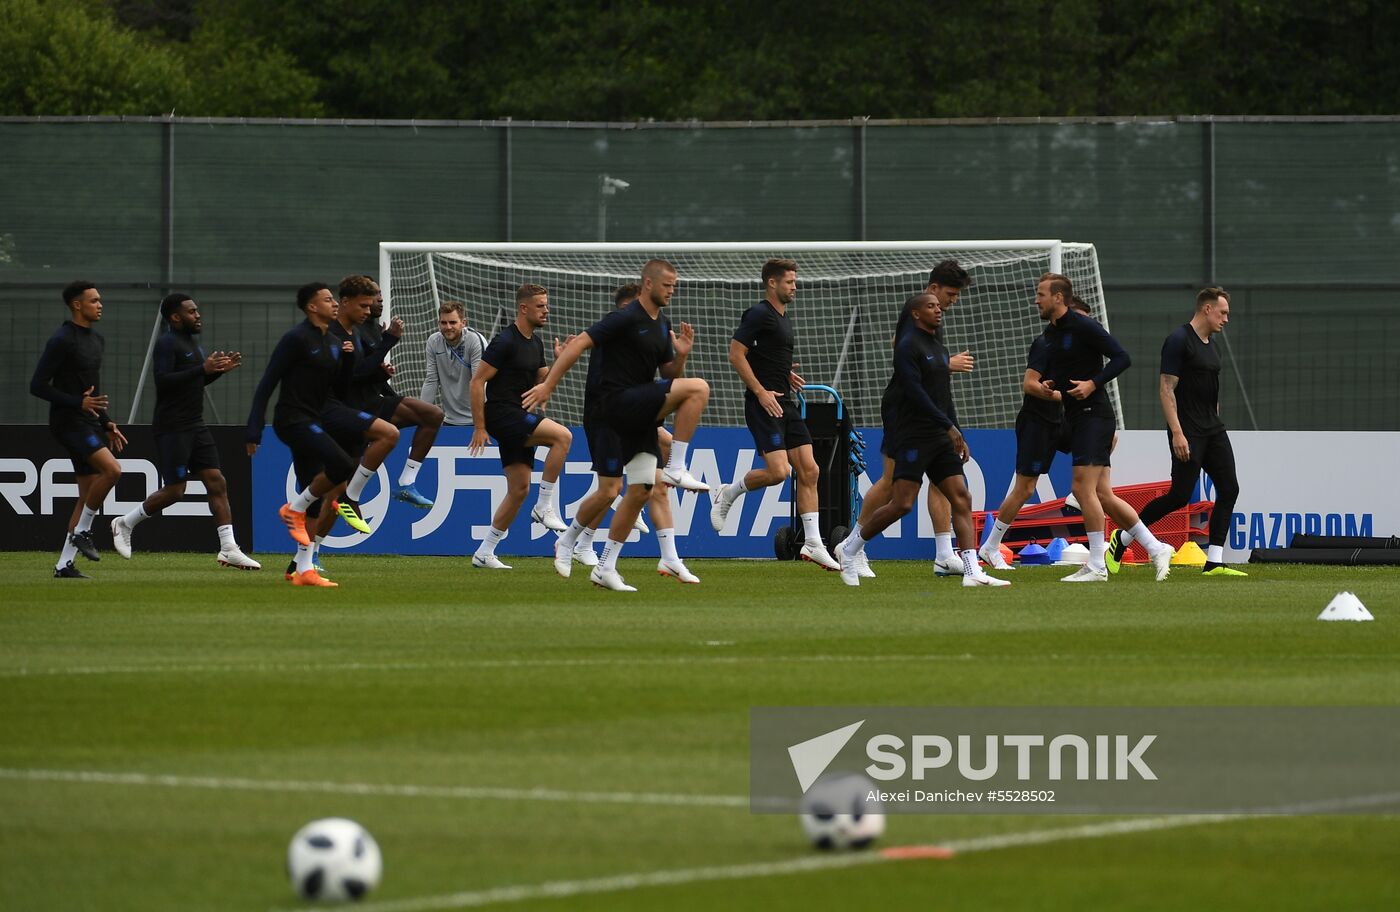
[{"xmin": 1317, "ymin": 592, "xmax": 1374, "ymax": 622}]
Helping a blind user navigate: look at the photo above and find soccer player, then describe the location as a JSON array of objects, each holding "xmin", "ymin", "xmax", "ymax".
[
  {"xmin": 837, "ymin": 292, "xmax": 1007, "ymax": 588},
  {"xmin": 468, "ymin": 283, "xmax": 572, "ymax": 569},
  {"xmin": 31, "ymin": 281, "xmax": 127, "ymax": 578},
  {"xmin": 836, "ymin": 261, "xmax": 973, "ymax": 578},
  {"xmin": 109, "ymin": 293, "xmax": 260, "ymax": 569},
  {"xmin": 977, "ymin": 295, "xmax": 1094, "ymax": 569},
  {"xmin": 247, "ymin": 282, "xmax": 397, "ymax": 588},
  {"xmin": 421, "ymin": 300, "xmax": 485, "ymax": 428},
  {"xmin": 1037, "ymin": 273, "xmax": 1172, "ymax": 583},
  {"xmin": 710, "ymin": 258, "xmax": 838, "ymax": 570},
  {"xmin": 524, "ymin": 259, "xmax": 710, "ymax": 591},
  {"xmin": 333, "ymin": 275, "xmax": 444, "ymax": 509},
  {"xmin": 554, "ymin": 283, "xmax": 694, "ymax": 583},
  {"xmin": 1107, "ymin": 287, "xmax": 1245, "ymax": 577}
]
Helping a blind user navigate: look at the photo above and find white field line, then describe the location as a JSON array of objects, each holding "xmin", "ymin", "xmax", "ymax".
[
  {"xmin": 7, "ymin": 766, "xmax": 1395, "ymax": 911},
  {"xmin": 1, "ymin": 652, "xmax": 1383, "ymax": 679},
  {"xmin": 0, "ymin": 768, "xmax": 749, "ymax": 809},
  {"xmin": 280, "ymin": 791, "xmax": 1400, "ymax": 912},
  {"xmin": 0, "ymin": 653, "xmax": 980, "ymax": 678}
]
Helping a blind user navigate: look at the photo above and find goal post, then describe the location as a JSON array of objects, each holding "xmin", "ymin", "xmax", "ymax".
[{"xmin": 377, "ymin": 240, "xmax": 1122, "ymax": 431}]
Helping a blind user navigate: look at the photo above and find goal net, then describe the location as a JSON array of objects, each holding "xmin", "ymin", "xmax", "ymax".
[{"xmin": 378, "ymin": 241, "xmax": 1122, "ymax": 430}]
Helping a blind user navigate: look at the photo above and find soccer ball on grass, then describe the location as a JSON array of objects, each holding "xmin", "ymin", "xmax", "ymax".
[
  {"xmin": 287, "ymin": 817, "xmax": 382, "ymax": 902},
  {"xmin": 799, "ymin": 772, "xmax": 886, "ymax": 850}
]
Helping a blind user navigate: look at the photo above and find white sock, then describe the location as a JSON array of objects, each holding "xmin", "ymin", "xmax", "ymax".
[
  {"xmin": 294, "ymin": 543, "xmax": 314, "ymax": 574},
  {"xmin": 476, "ymin": 526, "xmax": 506, "ymax": 558},
  {"xmin": 216, "ymin": 524, "xmax": 237, "ymax": 550},
  {"xmin": 577, "ymin": 527, "xmax": 597, "ymax": 551},
  {"xmin": 1207, "ymin": 544, "xmax": 1224, "ymax": 563},
  {"xmin": 123, "ymin": 505, "xmax": 150, "ymax": 528},
  {"xmin": 398, "ymin": 458, "xmax": 422, "ymax": 487},
  {"xmin": 538, "ymin": 480, "xmax": 557, "ymax": 513},
  {"xmin": 722, "ymin": 479, "xmax": 748, "ymax": 504},
  {"xmin": 312, "ymin": 534, "xmax": 325, "ymax": 557},
  {"xmin": 1127, "ymin": 521, "xmax": 1167, "ymax": 554},
  {"xmin": 842, "ymin": 522, "xmax": 864, "ymax": 550},
  {"xmin": 346, "ymin": 465, "xmax": 374, "ymax": 501},
  {"xmin": 611, "ymin": 493, "xmax": 624, "ymax": 510},
  {"xmin": 76, "ymin": 505, "xmax": 98, "ymax": 534},
  {"xmin": 961, "ymin": 549, "xmax": 980, "ymax": 579},
  {"xmin": 934, "ymin": 531, "xmax": 954, "ymax": 561},
  {"xmin": 601, "ymin": 538, "xmax": 624, "ymax": 571},
  {"xmin": 986, "ymin": 518, "xmax": 1010, "ymax": 549},
  {"xmin": 842, "ymin": 533, "xmax": 867, "ymax": 557},
  {"xmin": 1118, "ymin": 528, "xmax": 1135, "ymax": 546},
  {"xmin": 559, "ymin": 520, "xmax": 585, "ymax": 552},
  {"xmin": 657, "ymin": 528, "xmax": 679, "ymax": 563},
  {"xmin": 57, "ymin": 534, "xmax": 79, "ymax": 569},
  {"xmin": 666, "ymin": 439, "xmax": 689, "ymax": 473},
  {"xmin": 800, "ymin": 512, "xmax": 821, "ymax": 545},
  {"xmin": 1087, "ymin": 530, "xmax": 1106, "ymax": 570},
  {"xmin": 291, "ymin": 487, "xmax": 317, "ymax": 512}
]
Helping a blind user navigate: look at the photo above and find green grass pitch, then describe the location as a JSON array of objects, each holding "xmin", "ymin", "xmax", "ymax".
[{"xmin": 3, "ymin": 551, "xmax": 1399, "ymax": 910}]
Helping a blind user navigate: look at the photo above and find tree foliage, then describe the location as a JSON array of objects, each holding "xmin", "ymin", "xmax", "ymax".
[{"xmin": 4, "ymin": 0, "xmax": 1398, "ymax": 119}]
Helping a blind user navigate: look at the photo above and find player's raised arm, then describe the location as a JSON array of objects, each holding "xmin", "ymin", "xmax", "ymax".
[
  {"xmin": 522, "ymin": 331, "xmax": 593, "ymax": 410},
  {"xmin": 658, "ymin": 321, "xmax": 693, "ymax": 379}
]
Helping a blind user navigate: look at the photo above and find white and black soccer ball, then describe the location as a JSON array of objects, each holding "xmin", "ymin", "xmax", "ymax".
[
  {"xmin": 287, "ymin": 817, "xmax": 382, "ymax": 902},
  {"xmin": 799, "ymin": 772, "xmax": 886, "ymax": 850}
]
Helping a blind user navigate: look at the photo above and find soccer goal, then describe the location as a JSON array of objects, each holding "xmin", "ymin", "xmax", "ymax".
[{"xmin": 377, "ymin": 241, "xmax": 1122, "ymax": 430}]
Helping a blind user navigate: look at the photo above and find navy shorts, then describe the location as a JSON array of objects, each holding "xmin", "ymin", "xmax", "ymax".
[
  {"xmin": 155, "ymin": 426, "xmax": 220, "ymax": 486},
  {"xmin": 584, "ymin": 404, "xmax": 625, "ymax": 478},
  {"xmin": 371, "ymin": 393, "xmax": 404, "ymax": 422},
  {"xmin": 889, "ymin": 429, "xmax": 964, "ymax": 485},
  {"xmin": 744, "ymin": 395, "xmax": 813, "ymax": 454},
  {"xmin": 50, "ymin": 419, "xmax": 105, "ymax": 476},
  {"xmin": 484, "ymin": 401, "xmax": 541, "ymax": 467},
  {"xmin": 602, "ymin": 380, "xmax": 672, "ymax": 465},
  {"xmin": 1013, "ymin": 412, "xmax": 1069, "ymax": 477},
  {"xmin": 1066, "ymin": 410, "xmax": 1116, "ymax": 467},
  {"xmin": 275, "ymin": 420, "xmax": 357, "ymax": 487}
]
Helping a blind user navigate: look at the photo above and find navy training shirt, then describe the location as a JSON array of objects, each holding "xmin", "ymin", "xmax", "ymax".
[
  {"xmin": 481, "ymin": 323, "xmax": 545, "ymax": 407},
  {"xmin": 732, "ymin": 300, "xmax": 794, "ymax": 398},
  {"xmin": 328, "ymin": 319, "xmax": 399, "ymax": 410},
  {"xmin": 1042, "ymin": 309, "xmax": 1129, "ymax": 419},
  {"xmin": 245, "ymin": 319, "xmax": 342, "ymax": 443},
  {"xmin": 884, "ymin": 324, "xmax": 956, "ymax": 438},
  {"xmin": 1019, "ymin": 333, "xmax": 1063, "ymax": 424},
  {"xmin": 1160, "ymin": 323, "xmax": 1224, "ymax": 436},
  {"xmin": 30, "ymin": 321, "xmax": 111, "ymax": 429},
  {"xmin": 152, "ymin": 328, "xmax": 223, "ymax": 433},
  {"xmin": 584, "ymin": 300, "xmax": 675, "ymax": 397}
]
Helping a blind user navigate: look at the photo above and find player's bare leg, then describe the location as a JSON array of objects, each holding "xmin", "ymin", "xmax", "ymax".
[
  {"xmin": 928, "ymin": 484, "xmax": 963, "ymax": 575},
  {"xmin": 1062, "ymin": 465, "xmax": 1110, "ymax": 582},
  {"xmin": 339, "ymin": 419, "xmax": 399, "ymax": 532},
  {"xmin": 592, "ymin": 473, "xmax": 650, "ymax": 592},
  {"xmin": 56, "ymin": 451, "xmax": 121, "ymax": 575},
  {"xmin": 657, "ymin": 378, "xmax": 710, "ymax": 491},
  {"xmin": 937, "ymin": 474, "xmax": 1008, "ymax": 587},
  {"xmin": 391, "ymin": 398, "xmax": 445, "ymax": 508},
  {"xmin": 473, "ymin": 462, "xmax": 531, "ymax": 570},
  {"xmin": 836, "ymin": 454, "xmax": 893, "ymax": 579},
  {"xmin": 979, "ymin": 473, "xmax": 1039, "ymax": 570},
  {"xmin": 1097, "ymin": 468, "xmax": 1172, "ymax": 581},
  {"xmin": 652, "ymin": 469, "xmax": 698, "ymax": 583},
  {"xmin": 527, "ymin": 419, "xmax": 571, "ymax": 532},
  {"xmin": 555, "ymin": 475, "xmax": 620, "ymax": 577}
]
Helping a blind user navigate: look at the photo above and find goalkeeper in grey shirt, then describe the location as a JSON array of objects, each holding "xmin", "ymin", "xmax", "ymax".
[{"xmin": 421, "ymin": 300, "xmax": 484, "ymax": 426}]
